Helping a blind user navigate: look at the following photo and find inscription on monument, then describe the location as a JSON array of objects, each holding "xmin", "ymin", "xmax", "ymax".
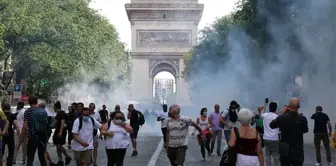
[{"xmin": 138, "ymin": 30, "xmax": 191, "ymax": 46}]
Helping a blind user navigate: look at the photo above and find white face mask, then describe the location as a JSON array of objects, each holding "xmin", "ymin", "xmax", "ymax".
[{"xmin": 114, "ymin": 119, "xmax": 123, "ymax": 125}]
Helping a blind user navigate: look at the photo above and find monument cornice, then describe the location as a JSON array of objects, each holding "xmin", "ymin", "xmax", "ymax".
[{"xmin": 125, "ymin": 3, "xmax": 204, "ymax": 23}]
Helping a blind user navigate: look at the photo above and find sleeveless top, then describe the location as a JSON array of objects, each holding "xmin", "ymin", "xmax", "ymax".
[
  {"xmin": 236, "ymin": 130, "xmax": 259, "ymax": 156},
  {"xmin": 198, "ymin": 117, "xmax": 210, "ymax": 131},
  {"xmin": 105, "ymin": 122, "xmax": 130, "ymax": 149}
]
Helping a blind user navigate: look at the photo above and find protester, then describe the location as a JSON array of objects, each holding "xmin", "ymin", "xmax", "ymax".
[
  {"xmin": 220, "ymin": 100, "xmax": 240, "ymax": 143},
  {"xmin": 156, "ymin": 104, "xmax": 169, "ymax": 147},
  {"xmin": 2, "ymin": 103, "xmax": 20, "ymax": 166},
  {"xmin": 262, "ymin": 101, "xmax": 280, "ymax": 166},
  {"xmin": 166, "ymin": 104, "xmax": 204, "ymax": 166},
  {"xmin": 38, "ymin": 103, "xmax": 57, "ymax": 166},
  {"xmin": 209, "ymin": 104, "xmax": 222, "ymax": 156},
  {"xmin": 13, "ymin": 101, "xmax": 26, "ymax": 165},
  {"xmin": 21, "ymin": 95, "xmax": 49, "ymax": 166},
  {"xmin": 101, "ymin": 110, "xmax": 133, "ymax": 166},
  {"xmin": 192, "ymin": 108, "xmax": 212, "ymax": 160},
  {"xmin": 228, "ymin": 108, "xmax": 264, "ymax": 166},
  {"xmin": 270, "ymin": 97, "xmax": 308, "ymax": 166},
  {"xmin": 310, "ymin": 106, "xmax": 332, "ymax": 166},
  {"xmin": 89, "ymin": 103, "xmax": 101, "ymax": 166},
  {"xmin": 66, "ymin": 102, "xmax": 77, "ymax": 149},
  {"xmin": 53, "ymin": 101, "xmax": 72, "ymax": 165},
  {"xmin": 72, "ymin": 107, "xmax": 102, "ymax": 166},
  {"xmin": 127, "ymin": 104, "xmax": 144, "ymax": 156},
  {"xmin": 0, "ymin": 106, "xmax": 9, "ymax": 166},
  {"xmin": 99, "ymin": 105, "xmax": 109, "ymax": 124}
]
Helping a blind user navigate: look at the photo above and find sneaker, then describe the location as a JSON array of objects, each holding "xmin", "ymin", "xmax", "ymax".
[
  {"xmin": 314, "ymin": 163, "xmax": 322, "ymax": 166},
  {"xmin": 19, "ymin": 161, "xmax": 26, "ymax": 165},
  {"xmin": 50, "ymin": 162, "xmax": 58, "ymax": 166},
  {"xmin": 57, "ymin": 161, "xmax": 64, "ymax": 166},
  {"xmin": 65, "ymin": 157, "xmax": 72, "ymax": 165},
  {"xmin": 328, "ymin": 162, "xmax": 333, "ymax": 166},
  {"xmin": 202, "ymin": 157, "xmax": 205, "ymax": 161},
  {"xmin": 131, "ymin": 151, "xmax": 138, "ymax": 156}
]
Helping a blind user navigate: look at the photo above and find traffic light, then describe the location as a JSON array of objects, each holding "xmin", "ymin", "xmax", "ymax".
[{"xmin": 41, "ymin": 79, "xmax": 47, "ymax": 86}]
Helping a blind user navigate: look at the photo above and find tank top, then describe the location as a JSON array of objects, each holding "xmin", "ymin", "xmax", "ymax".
[
  {"xmin": 199, "ymin": 117, "xmax": 210, "ymax": 131},
  {"xmin": 105, "ymin": 122, "xmax": 130, "ymax": 149},
  {"xmin": 236, "ymin": 131, "xmax": 259, "ymax": 156}
]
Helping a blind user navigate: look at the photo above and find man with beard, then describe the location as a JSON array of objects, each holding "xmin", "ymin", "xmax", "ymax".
[
  {"xmin": 89, "ymin": 103, "xmax": 101, "ymax": 166},
  {"xmin": 166, "ymin": 104, "xmax": 204, "ymax": 166},
  {"xmin": 270, "ymin": 98, "xmax": 308, "ymax": 166}
]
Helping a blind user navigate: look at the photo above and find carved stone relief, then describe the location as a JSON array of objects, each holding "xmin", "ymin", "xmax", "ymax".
[
  {"xmin": 149, "ymin": 59, "xmax": 180, "ymax": 76},
  {"xmin": 138, "ymin": 30, "xmax": 191, "ymax": 46}
]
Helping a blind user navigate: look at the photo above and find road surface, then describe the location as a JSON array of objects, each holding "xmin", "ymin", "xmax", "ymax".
[{"xmin": 6, "ymin": 134, "xmax": 336, "ymax": 166}]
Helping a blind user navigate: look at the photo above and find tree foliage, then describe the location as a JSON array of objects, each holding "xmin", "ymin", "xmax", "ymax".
[{"xmin": 0, "ymin": 0, "xmax": 131, "ymax": 98}]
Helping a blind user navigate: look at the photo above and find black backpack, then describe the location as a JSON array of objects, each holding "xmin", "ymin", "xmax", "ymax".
[
  {"xmin": 78, "ymin": 116, "xmax": 96, "ymax": 135},
  {"xmin": 137, "ymin": 111, "xmax": 145, "ymax": 125}
]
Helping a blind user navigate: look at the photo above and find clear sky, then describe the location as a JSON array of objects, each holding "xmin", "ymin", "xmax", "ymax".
[{"xmin": 90, "ymin": 0, "xmax": 236, "ymax": 79}]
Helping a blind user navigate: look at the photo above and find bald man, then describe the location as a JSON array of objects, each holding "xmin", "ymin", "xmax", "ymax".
[
  {"xmin": 166, "ymin": 104, "xmax": 204, "ymax": 166},
  {"xmin": 270, "ymin": 98, "xmax": 308, "ymax": 166}
]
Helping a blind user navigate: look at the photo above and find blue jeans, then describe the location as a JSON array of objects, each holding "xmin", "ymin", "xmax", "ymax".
[{"xmin": 224, "ymin": 130, "xmax": 231, "ymax": 143}]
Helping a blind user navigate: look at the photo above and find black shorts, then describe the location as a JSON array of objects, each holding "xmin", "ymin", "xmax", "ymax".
[
  {"xmin": 53, "ymin": 133, "xmax": 67, "ymax": 145},
  {"xmin": 130, "ymin": 128, "xmax": 139, "ymax": 139}
]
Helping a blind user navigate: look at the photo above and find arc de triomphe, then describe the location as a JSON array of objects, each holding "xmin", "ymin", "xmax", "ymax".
[{"xmin": 125, "ymin": 0, "xmax": 204, "ymax": 105}]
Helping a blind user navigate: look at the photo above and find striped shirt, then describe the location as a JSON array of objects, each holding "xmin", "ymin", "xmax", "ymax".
[{"xmin": 24, "ymin": 107, "xmax": 47, "ymax": 136}]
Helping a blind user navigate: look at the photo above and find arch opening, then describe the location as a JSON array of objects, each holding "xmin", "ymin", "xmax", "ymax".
[{"xmin": 153, "ymin": 71, "xmax": 176, "ymax": 105}]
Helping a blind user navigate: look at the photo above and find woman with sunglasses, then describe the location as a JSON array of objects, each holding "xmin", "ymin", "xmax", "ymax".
[{"xmin": 101, "ymin": 109, "xmax": 133, "ymax": 166}]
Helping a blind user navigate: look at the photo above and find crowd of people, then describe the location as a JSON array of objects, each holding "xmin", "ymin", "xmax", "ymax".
[
  {"xmin": 0, "ymin": 96, "xmax": 145, "ymax": 166},
  {"xmin": 0, "ymin": 95, "xmax": 333, "ymax": 166},
  {"xmin": 156, "ymin": 98, "xmax": 336, "ymax": 166}
]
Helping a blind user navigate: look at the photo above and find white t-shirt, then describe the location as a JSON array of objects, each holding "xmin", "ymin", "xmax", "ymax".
[
  {"xmin": 105, "ymin": 122, "xmax": 130, "ymax": 149},
  {"xmin": 156, "ymin": 111, "xmax": 169, "ymax": 128},
  {"xmin": 71, "ymin": 117, "xmax": 102, "ymax": 151},
  {"xmin": 90, "ymin": 112, "xmax": 102, "ymax": 123},
  {"xmin": 262, "ymin": 112, "xmax": 279, "ymax": 140},
  {"xmin": 166, "ymin": 116, "xmax": 192, "ymax": 147},
  {"xmin": 16, "ymin": 108, "xmax": 26, "ymax": 129},
  {"xmin": 221, "ymin": 109, "xmax": 239, "ymax": 131}
]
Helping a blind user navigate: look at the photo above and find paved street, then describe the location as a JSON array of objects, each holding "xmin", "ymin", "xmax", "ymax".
[
  {"xmin": 156, "ymin": 136, "xmax": 336, "ymax": 166},
  {"xmin": 8, "ymin": 136, "xmax": 161, "ymax": 166}
]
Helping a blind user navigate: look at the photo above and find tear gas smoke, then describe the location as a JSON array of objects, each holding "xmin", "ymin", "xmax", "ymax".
[{"xmin": 187, "ymin": 0, "xmax": 335, "ymax": 143}]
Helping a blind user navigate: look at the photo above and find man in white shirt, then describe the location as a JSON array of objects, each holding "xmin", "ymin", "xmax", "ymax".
[
  {"xmin": 89, "ymin": 103, "xmax": 101, "ymax": 166},
  {"xmin": 156, "ymin": 104, "xmax": 168, "ymax": 147},
  {"xmin": 72, "ymin": 107, "xmax": 102, "ymax": 166},
  {"xmin": 262, "ymin": 102, "xmax": 280, "ymax": 166},
  {"xmin": 13, "ymin": 101, "xmax": 27, "ymax": 165}
]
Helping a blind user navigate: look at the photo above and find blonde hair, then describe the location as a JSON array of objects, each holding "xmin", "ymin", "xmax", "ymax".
[{"xmin": 238, "ymin": 108, "xmax": 253, "ymax": 125}]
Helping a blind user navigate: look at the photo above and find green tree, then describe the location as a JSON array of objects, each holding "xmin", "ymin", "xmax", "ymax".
[{"xmin": 0, "ymin": 0, "xmax": 131, "ymax": 99}]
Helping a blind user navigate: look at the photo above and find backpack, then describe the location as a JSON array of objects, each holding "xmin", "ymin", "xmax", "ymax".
[
  {"xmin": 31, "ymin": 108, "xmax": 48, "ymax": 135},
  {"xmin": 78, "ymin": 116, "xmax": 95, "ymax": 132},
  {"xmin": 137, "ymin": 111, "xmax": 145, "ymax": 125}
]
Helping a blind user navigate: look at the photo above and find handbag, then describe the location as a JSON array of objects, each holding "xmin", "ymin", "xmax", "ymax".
[{"xmin": 219, "ymin": 127, "xmax": 239, "ymax": 166}]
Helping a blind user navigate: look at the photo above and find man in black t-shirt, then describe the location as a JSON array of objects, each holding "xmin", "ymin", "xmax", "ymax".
[
  {"xmin": 53, "ymin": 101, "xmax": 72, "ymax": 165},
  {"xmin": 99, "ymin": 105, "xmax": 109, "ymax": 124},
  {"xmin": 2, "ymin": 103, "xmax": 19, "ymax": 166},
  {"xmin": 310, "ymin": 106, "xmax": 332, "ymax": 166},
  {"xmin": 127, "ymin": 104, "xmax": 140, "ymax": 156}
]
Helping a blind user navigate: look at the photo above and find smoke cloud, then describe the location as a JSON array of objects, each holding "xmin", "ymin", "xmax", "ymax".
[{"xmin": 187, "ymin": 0, "xmax": 335, "ymax": 142}]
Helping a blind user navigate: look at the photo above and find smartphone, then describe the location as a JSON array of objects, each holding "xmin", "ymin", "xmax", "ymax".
[{"xmin": 265, "ymin": 98, "xmax": 269, "ymax": 104}]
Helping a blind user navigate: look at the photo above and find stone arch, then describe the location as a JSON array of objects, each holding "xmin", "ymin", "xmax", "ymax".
[{"xmin": 149, "ymin": 60, "xmax": 179, "ymax": 78}]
